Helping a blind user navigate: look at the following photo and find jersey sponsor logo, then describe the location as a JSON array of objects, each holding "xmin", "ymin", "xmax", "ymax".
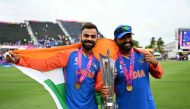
[
  {"xmin": 92, "ymin": 62, "xmax": 98, "ymax": 71},
  {"xmin": 74, "ymin": 57, "xmax": 77, "ymax": 65},
  {"xmin": 118, "ymin": 65, "xmax": 124, "ymax": 74}
]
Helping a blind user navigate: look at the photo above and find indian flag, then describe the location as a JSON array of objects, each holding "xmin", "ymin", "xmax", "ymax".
[
  {"xmin": 15, "ymin": 66, "xmax": 67, "ymax": 109},
  {"xmin": 12, "ymin": 38, "xmax": 119, "ymax": 109}
]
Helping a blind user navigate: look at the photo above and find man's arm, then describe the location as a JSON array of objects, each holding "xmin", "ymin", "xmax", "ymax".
[
  {"xmin": 5, "ymin": 50, "xmax": 73, "ymax": 71},
  {"xmin": 149, "ymin": 62, "xmax": 163, "ymax": 79},
  {"xmin": 134, "ymin": 48, "xmax": 163, "ymax": 79},
  {"xmin": 143, "ymin": 50, "xmax": 163, "ymax": 79},
  {"xmin": 94, "ymin": 69, "xmax": 103, "ymax": 91}
]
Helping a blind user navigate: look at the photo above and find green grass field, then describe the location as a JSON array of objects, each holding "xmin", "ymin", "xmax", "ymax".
[{"xmin": 0, "ymin": 61, "xmax": 190, "ymax": 109}]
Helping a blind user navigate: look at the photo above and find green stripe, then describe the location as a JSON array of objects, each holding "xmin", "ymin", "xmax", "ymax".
[
  {"xmin": 44, "ymin": 79, "xmax": 68, "ymax": 109},
  {"xmin": 95, "ymin": 92, "xmax": 103, "ymax": 105},
  {"xmin": 56, "ymin": 83, "xmax": 66, "ymax": 102}
]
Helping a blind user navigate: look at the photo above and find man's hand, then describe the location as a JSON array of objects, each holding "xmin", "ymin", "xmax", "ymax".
[
  {"xmin": 144, "ymin": 52, "xmax": 158, "ymax": 67},
  {"xmin": 101, "ymin": 86, "xmax": 110, "ymax": 100},
  {"xmin": 4, "ymin": 52, "xmax": 20, "ymax": 64}
]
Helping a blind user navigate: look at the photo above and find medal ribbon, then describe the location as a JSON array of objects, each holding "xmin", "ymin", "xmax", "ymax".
[
  {"xmin": 118, "ymin": 48, "xmax": 135, "ymax": 86},
  {"xmin": 76, "ymin": 48, "xmax": 93, "ymax": 84}
]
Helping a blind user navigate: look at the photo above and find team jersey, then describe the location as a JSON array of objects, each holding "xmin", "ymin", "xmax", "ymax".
[
  {"xmin": 115, "ymin": 51, "xmax": 163, "ymax": 109},
  {"xmin": 17, "ymin": 48, "xmax": 103, "ymax": 109}
]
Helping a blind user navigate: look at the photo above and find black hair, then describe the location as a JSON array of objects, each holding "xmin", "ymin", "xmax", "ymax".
[{"xmin": 81, "ymin": 22, "xmax": 98, "ymax": 33}]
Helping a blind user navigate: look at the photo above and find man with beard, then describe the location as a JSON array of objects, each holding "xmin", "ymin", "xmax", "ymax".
[
  {"xmin": 101, "ymin": 25, "xmax": 163, "ymax": 109},
  {"xmin": 5, "ymin": 22, "xmax": 103, "ymax": 109}
]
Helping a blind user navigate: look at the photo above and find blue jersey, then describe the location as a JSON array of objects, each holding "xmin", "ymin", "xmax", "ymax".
[
  {"xmin": 64, "ymin": 50, "xmax": 100, "ymax": 109},
  {"xmin": 115, "ymin": 51, "xmax": 156, "ymax": 109}
]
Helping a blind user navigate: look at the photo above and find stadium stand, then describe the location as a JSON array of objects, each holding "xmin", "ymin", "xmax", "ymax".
[
  {"xmin": 57, "ymin": 20, "xmax": 104, "ymax": 44},
  {"xmin": 28, "ymin": 21, "xmax": 65, "ymax": 40},
  {"xmin": 0, "ymin": 22, "xmax": 31, "ymax": 45},
  {"xmin": 0, "ymin": 20, "xmax": 104, "ymax": 48},
  {"xmin": 58, "ymin": 20, "xmax": 83, "ymax": 43},
  {"xmin": 28, "ymin": 21, "xmax": 67, "ymax": 47}
]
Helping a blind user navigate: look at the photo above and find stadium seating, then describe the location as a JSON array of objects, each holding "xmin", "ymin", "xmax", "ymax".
[
  {"xmin": 0, "ymin": 22, "xmax": 31, "ymax": 44},
  {"xmin": 28, "ymin": 21, "xmax": 65, "ymax": 40},
  {"xmin": 59, "ymin": 20, "xmax": 104, "ymax": 43},
  {"xmin": 59, "ymin": 21, "xmax": 83, "ymax": 43},
  {"xmin": 0, "ymin": 20, "xmax": 104, "ymax": 47}
]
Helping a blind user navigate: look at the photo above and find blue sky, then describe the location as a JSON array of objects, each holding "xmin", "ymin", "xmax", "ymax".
[{"xmin": 0, "ymin": 0, "xmax": 190, "ymax": 47}]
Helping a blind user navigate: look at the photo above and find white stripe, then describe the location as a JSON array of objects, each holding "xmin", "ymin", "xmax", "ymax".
[
  {"xmin": 14, "ymin": 65, "xmax": 65, "ymax": 109},
  {"xmin": 42, "ymin": 68, "xmax": 65, "ymax": 85},
  {"xmin": 15, "ymin": 65, "xmax": 64, "ymax": 85}
]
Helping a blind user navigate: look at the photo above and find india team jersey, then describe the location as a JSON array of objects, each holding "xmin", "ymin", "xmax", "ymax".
[
  {"xmin": 115, "ymin": 51, "xmax": 156, "ymax": 109},
  {"xmin": 64, "ymin": 50, "xmax": 100, "ymax": 109}
]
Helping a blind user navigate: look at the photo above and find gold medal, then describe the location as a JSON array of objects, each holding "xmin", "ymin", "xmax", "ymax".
[
  {"xmin": 126, "ymin": 85, "xmax": 133, "ymax": 92},
  {"xmin": 75, "ymin": 83, "xmax": 81, "ymax": 89}
]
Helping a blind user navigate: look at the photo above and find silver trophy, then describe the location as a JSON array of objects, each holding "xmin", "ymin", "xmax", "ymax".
[{"xmin": 99, "ymin": 49, "xmax": 118, "ymax": 109}]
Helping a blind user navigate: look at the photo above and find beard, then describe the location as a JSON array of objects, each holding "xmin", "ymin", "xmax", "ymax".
[
  {"xmin": 81, "ymin": 39, "xmax": 96, "ymax": 51},
  {"xmin": 117, "ymin": 40, "xmax": 134, "ymax": 53}
]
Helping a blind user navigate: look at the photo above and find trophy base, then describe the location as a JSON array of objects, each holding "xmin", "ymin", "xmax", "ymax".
[{"xmin": 101, "ymin": 102, "xmax": 118, "ymax": 109}]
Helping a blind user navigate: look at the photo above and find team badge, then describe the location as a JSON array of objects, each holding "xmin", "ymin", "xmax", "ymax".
[{"xmin": 139, "ymin": 58, "xmax": 145, "ymax": 65}]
